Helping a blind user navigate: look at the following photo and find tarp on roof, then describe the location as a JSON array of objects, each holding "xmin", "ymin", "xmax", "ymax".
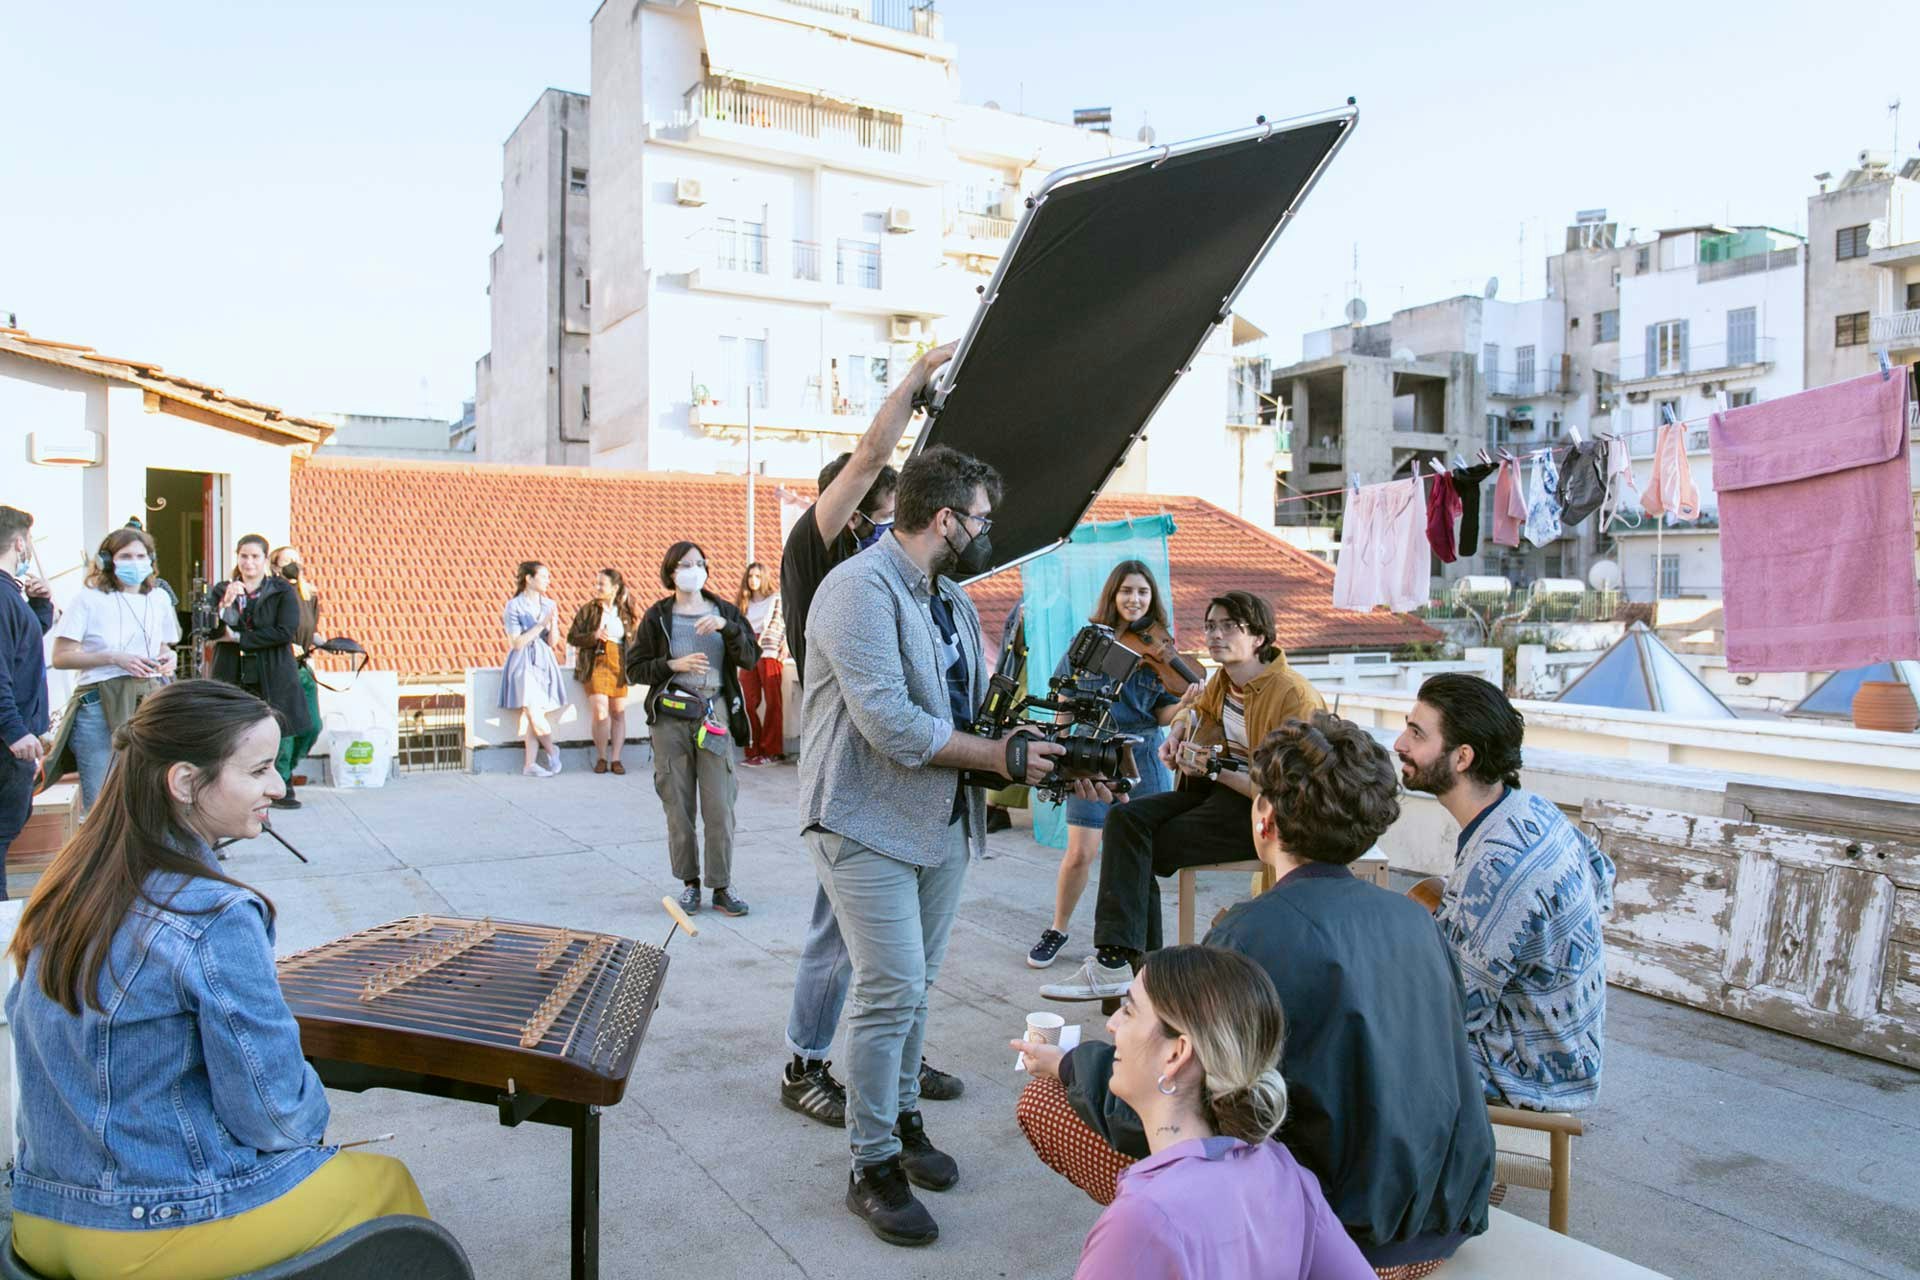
[
  {"xmin": 1787, "ymin": 661, "xmax": 1920, "ymax": 720},
  {"xmin": 1555, "ymin": 622, "xmax": 1737, "ymax": 719},
  {"xmin": 918, "ymin": 109, "xmax": 1355, "ymax": 580}
]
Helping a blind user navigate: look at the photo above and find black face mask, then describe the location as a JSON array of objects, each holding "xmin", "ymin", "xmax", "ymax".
[{"xmin": 941, "ymin": 514, "xmax": 994, "ymax": 579}]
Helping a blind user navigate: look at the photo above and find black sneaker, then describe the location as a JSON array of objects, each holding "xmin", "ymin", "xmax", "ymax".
[
  {"xmin": 1027, "ymin": 928, "xmax": 1069, "ymax": 969},
  {"xmin": 894, "ymin": 1111, "xmax": 958, "ymax": 1191},
  {"xmin": 847, "ymin": 1156, "xmax": 938, "ymax": 1247},
  {"xmin": 678, "ymin": 883, "xmax": 701, "ymax": 914},
  {"xmin": 270, "ymin": 792, "xmax": 301, "ymax": 811},
  {"xmin": 917, "ymin": 1057, "xmax": 964, "ymax": 1102},
  {"xmin": 781, "ymin": 1058, "xmax": 847, "ymax": 1127},
  {"xmin": 985, "ymin": 806, "xmax": 1013, "ymax": 833},
  {"xmin": 711, "ymin": 888, "xmax": 749, "ymax": 917}
]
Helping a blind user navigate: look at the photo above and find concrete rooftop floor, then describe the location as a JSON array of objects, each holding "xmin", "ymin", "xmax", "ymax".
[{"xmin": 8, "ymin": 757, "xmax": 1917, "ymax": 1279}]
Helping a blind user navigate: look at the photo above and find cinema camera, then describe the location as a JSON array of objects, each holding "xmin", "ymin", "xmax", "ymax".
[{"xmin": 963, "ymin": 604, "xmax": 1144, "ymax": 804}]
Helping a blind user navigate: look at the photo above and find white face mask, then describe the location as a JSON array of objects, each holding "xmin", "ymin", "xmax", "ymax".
[{"xmin": 673, "ymin": 566, "xmax": 708, "ymax": 594}]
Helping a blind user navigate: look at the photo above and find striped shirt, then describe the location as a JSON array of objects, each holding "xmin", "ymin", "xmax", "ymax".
[{"xmin": 1221, "ymin": 689, "xmax": 1248, "ymax": 755}]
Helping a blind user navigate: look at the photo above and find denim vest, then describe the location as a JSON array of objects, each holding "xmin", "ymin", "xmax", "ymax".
[{"xmin": 5, "ymin": 845, "xmax": 334, "ymax": 1230}]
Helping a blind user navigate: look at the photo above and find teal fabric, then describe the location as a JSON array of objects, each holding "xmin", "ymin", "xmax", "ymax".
[{"xmin": 1019, "ymin": 515, "xmax": 1176, "ymax": 849}]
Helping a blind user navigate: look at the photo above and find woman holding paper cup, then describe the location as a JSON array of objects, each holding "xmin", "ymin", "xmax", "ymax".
[{"xmin": 1012, "ymin": 947, "xmax": 1370, "ymax": 1279}]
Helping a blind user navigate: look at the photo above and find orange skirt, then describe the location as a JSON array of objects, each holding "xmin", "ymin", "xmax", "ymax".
[{"xmin": 585, "ymin": 642, "xmax": 628, "ymax": 697}]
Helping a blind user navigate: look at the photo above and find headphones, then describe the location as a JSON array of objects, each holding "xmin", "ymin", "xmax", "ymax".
[{"xmin": 97, "ymin": 548, "xmax": 113, "ymax": 570}]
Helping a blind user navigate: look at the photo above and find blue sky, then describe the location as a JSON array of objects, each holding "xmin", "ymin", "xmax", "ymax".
[{"xmin": 1, "ymin": 1, "xmax": 1911, "ymax": 421}]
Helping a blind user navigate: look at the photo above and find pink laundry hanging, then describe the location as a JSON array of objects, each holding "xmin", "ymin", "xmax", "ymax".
[
  {"xmin": 1333, "ymin": 478, "xmax": 1429, "ymax": 613},
  {"xmin": 1642, "ymin": 422, "xmax": 1700, "ymax": 522},
  {"xmin": 1490, "ymin": 457, "xmax": 1527, "ymax": 547},
  {"xmin": 1710, "ymin": 371, "xmax": 1918, "ymax": 673}
]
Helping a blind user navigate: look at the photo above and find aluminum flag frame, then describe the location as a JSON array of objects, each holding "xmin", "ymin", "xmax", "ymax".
[{"xmin": 912, "ymin": 102, "xmax": 1360, "ymax": 584}]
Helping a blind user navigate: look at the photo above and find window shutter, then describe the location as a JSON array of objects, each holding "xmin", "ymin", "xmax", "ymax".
[
  {"xmin": 1678, "ymin": 319, "xmax": 1689, "ymax": 373},
  {"xmin": 1645, "ymin": 326, "xmax": 1657, "ymax": 378}
]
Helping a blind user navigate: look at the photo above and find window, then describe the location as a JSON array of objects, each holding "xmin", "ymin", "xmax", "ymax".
[
  {"xmin": 1835, "ymin": 312, "xmax": 1871, "ymax": 347},
  {"xmin": 1593, "ymin": 370, "xmax": 1615, "ymax": 416},
  {"xmin": 1907, "ymin": 281, "xmax": 1920, "ymax": 311},
  {"xmin": 569, "ymin": 168, "xmax": 589, "ymax": 196},
  {"xmin": 1635, "ymin": 246, "xmax": 1650, "ymax": 272},
  {"xmin": 1726, "ymin": 306, "xmax": 1757, "ymax": 366},
  {"xmin": 837, "ymin": 237, "xmax": 882, "ymax": 288},
  {"xmin": 716, "ymin": 215, "xmax": 768, "ymax": 274},
  {"xmin": 1835, "ymin": 224, "xmax": 1870, "ymax": 260},
  {"xmin": 1593, "ymin": 309, "xmax": 1619, "ymax": 342},
  {"xmin": 845, "ymin": 354, "xmax": 892, "ymax": 411},
  {"xmin": 1516, "ymin": 345, "xmax": 1535, "ymax": 388},
  {"xmin": 1659, "ymin": 554, "xmax": 1680, "ymax": 598},
  {"xmin": 1482, "ymin": 342, "xmax": 1499, "ymax": 374},
  {"xmin": 719, "ymin": 335, "xmax": 768, "ymax": 408},
  {"xmin": 1728, "ymin": 389, "xmax": 1756, "ymax": 409},
  {"xmin": 582, "ymin": 277, "xmax": 591, "ymax": 308},
  {"xmin": 1656, "ymin": 397, "xmax": 1682, "ymax": 428},
  {"xmin": 1611, "ymin": 267, "xmax": 1622, "ymax": 287},
  {"xmin": 1651, "ymin": 319, "xmax": 1687, "ymax": 374},
  {"xmin": 580, "ymin": 385, "xmax": 591, "ymax": 424}
]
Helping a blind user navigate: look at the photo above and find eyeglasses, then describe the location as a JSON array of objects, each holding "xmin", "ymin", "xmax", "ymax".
[
  {"xmin": 953, "ymin": 511, "xmax": 994, "ymax": 535},
  {"xmin": 1202, "ymin": 619, "xmax": 1245, "ymax": 636}
]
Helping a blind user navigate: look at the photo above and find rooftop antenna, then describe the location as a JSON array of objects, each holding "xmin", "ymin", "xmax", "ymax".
[
  {"xmin": 1893, "ymin": 97, "xmax": 1903, "ymax": 157},
  {"xmin": 1517, "ymin": 222, "xmax": 1526, "ymax": 300}
]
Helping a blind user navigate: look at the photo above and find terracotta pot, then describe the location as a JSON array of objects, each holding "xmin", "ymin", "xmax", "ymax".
[{"xmin": 1852, "ymin": 681, "xmax": 1920, "ymax": 733}]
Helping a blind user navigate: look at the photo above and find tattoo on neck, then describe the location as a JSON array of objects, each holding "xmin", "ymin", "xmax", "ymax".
[{"xmin": 1154, "ymin": 1124, "xmax": 1182, "ymax": 1139}]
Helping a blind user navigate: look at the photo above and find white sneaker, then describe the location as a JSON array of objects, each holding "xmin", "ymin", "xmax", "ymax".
[
  {"xmin": 543, "ymin": 751, "xmax": 563, "ymax": 775},
  {"xmin": 523, "ymin": 763, "xmax": 555, "ymax": 778},
  {"xmin": 1039, "ymin": 954, "xmax": 1133, "ymax": 1002}
]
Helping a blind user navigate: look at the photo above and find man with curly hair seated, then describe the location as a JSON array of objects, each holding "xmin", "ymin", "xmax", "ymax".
[{"xmin": 1016, "ymin": 713, "xmax": 1496, "ymax": 1279}]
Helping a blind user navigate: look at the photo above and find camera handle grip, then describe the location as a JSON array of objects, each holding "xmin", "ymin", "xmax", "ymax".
[{"xmin": 1004, "ymin": 734, "xmax": 1029, "ymax": 783}]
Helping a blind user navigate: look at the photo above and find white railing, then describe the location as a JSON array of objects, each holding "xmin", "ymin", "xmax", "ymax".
[
  {"xmin": 1696, "ymin": 245, "xmax": 1799, "ymax": 283},
  {"xmin": 1869, "ymin": 308, "xmax": 1920, "ymax": 346},
  {"xmin": 681, "ymin": 79, "xmax": 904, "ymax": 155},
  {"xmin": 1617, "ymin": 337, "xmax": 1775, "ymax": 382}
]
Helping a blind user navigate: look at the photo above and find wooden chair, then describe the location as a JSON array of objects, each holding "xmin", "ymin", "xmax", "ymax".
[
  {"xmin": 1488, "ymin": 1104, "xmax": 1584, "ymax": 1234},
  {"xmin": 1176, "ymin": 861, "xmax": 1274, "ymax": 944}
]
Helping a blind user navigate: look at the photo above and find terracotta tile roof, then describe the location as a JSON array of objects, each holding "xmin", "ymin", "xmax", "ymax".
[
  {"xmin": 0, "ymin": 328, "xmax": 333, "ymax": 447},
  {"xmin": 289, "ymin": 458, "xmax": 1437, "ymax": 678}
]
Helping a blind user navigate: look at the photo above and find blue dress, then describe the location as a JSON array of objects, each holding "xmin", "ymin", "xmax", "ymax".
[
  {"xmin": 499, "ymin": 594, "xmax": 568, "ymax": 713},
  {"xmin": 1055, "ymin": 646, "xmax": 1180, "ymax": 830}
]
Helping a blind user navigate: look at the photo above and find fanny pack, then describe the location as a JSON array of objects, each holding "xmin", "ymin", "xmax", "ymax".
[{"xmin": 651, "ymin": 687, "xmax": 708, "ymax": 723}]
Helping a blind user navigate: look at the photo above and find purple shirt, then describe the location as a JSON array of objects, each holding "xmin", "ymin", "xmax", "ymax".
[{"xmin": 1075, "ymin": 1136, "xmax": 1375, "ymax": 1280}]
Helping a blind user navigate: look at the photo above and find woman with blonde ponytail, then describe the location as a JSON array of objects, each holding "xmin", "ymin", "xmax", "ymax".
[{"xmin": 1043, "ymin": 946, "xmax": 1369, "ymax": 1279}]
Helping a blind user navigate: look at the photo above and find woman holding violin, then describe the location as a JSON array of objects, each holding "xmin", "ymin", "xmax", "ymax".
[{"xmin": 1027, "ymin": 560, "xmax": 1194, "ymax": 970}]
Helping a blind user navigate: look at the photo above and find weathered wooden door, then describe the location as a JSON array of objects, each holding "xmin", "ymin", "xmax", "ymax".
[{"xmin": 1583, "ymin": 801, "xmax": 1917, "ymax": 1069}]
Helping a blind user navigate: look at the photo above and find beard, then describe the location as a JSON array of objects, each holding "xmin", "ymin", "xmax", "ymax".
[{"xmin": 1399, "ymin": 753, "xmax": 1458, "ymax": 797}]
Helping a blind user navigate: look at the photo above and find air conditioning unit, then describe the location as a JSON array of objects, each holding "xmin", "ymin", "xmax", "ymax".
[
  {"xmin": 675, "ymin": 178, "xmax": 706, "ymax": 206},
  {"xmin": 885, "ymin": 206, "xmax": 914, "ymax": 233},
  {"xmin": 889, "ymin": 316, "xmax": 923, "ymax": 342}
]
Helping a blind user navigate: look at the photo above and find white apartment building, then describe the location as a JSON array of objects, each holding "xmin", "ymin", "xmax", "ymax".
[
  {"xmin": 1806, "ymin": 152, "xmax": 1920, "ymax": 390},
  {"xmin": 469, "ymin": 0, "xmax": 1285, "ymax": 525},
  {"xmin": 1608, "ymin": 224, "xmax": 1806, "ymax": 603}
]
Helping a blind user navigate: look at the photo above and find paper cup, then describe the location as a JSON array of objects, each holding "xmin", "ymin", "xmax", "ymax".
[{"xmin": 1015, "ymin": 1011, "xmax": 1068, "ymax": 1071}]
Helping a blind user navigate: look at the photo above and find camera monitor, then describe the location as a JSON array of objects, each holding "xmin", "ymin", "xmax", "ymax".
[{"xmin": 914, "ymin": 105, "xmax": 1357, "ymax": 581}]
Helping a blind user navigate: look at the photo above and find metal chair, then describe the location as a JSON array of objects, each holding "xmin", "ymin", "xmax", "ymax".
[{"xmin": 4, "ymin": 1216, "xmax": 473, "ymax": 1280}]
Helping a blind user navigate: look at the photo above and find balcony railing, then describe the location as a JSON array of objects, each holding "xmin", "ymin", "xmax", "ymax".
[
  {"xmin": 836, "ymin": 239, "xmax": 882, "ymax": 289},
  {"xmin": 1870, "ymin": 308, "xmax": 1920, "ymax": 347},
  {"xmin": 1617, "ymin": 337, "xmax": 1775, "ymax": 382},
  {"xmin": 777, "ymin": 0, "xmax": 937, "ymax": 35},
  {"xmin": 706, "ymin": 227, "xmax": 769, "ymax": 275},
  {"xmin": 1486, "ymin": 368, "xmax": 1578, "ymax": 398},
  {"xmin": 792, "ymin": 240, "xmax": 823, "ymax": 282},
  {"xmin": 1696, "ymin": 245, "xmax": 1799, "ymax": 284},
  {"xmin": 955, "ymin": 210, "xmax": 1015, "ymax": 240},
  {"xmin": 681, "ymin": 78, "xmax": 904, "ymax": 156}
]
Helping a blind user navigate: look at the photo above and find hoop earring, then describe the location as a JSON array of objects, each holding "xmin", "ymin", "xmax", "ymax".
[{"xmin": 1156, "ymin": 1073, "xmax": 1177, "ymax": 1096}]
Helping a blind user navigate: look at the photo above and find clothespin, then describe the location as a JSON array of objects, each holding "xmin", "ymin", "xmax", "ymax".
[
  {"xmin": 1453, "ymin": 454, "xmax": 1469, "ymax": 470},
  {"xmin": 1660, "ymin": 403, "xmax": 1677, "ymax": 427},
  {"xmin": 1570, "ymin": 423, "xmax": 1584, "ymax": 444},
  {"xmin": 1477, "ymin": 447, "xmax": 1493, "ymax": 465},
  {"xmin": 1878, "ymin": 349, "xmax": 1893, "ymax": 381}
]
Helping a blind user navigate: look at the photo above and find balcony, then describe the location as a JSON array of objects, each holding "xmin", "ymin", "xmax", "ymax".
[
  {"xmin": 1869, "ymin": 308, "xmax": 1920, "ymax": 349},
  {"xmin": 777, "ymin": 0, "xmax": 938, "ymax": 35},
  {"xmin": 792, "ymin": 240, "xmax": 823, "ymax": 282},
  {"xmin": 954, "ymin": 210, "xmax": 1015, "ymax": 241},
  {"xmin": 705, "ymin": 227, "xmax": 768, "ymax": 276},
  {"xmin": 1696, "ymin": 245, "xmax": 1799, "ymax": 284},
  {"xmin": 683, "ymin": 78, "xmax": 902, "ymax": 152},
  {"xmin": 664, "ymin": 78, "xmax": 935, "ymax": 182},
  {"xmin": 1486, "ymin": 368, "xmax": 1578, "ymax": 398},
  {"xmin": 836, "ymin": 239, "xmax": 882, "ymax": 289},
  {"xmin": 1616, "ymin": 338, "xmax": 1775, "ymax": 385}
]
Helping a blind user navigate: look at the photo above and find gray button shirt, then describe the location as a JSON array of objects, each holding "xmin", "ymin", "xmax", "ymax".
[{"xmin": 799, "ymin": 534, "xmax": 988, "ymax": 867}]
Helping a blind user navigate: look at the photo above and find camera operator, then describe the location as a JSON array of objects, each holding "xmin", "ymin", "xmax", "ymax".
[
  {"xmin": 204, "ymin": 535, "xmax": 314, "ymax": 791},
  {"xmin": 800, "ymin": 444, "xmax": 1110, "ymax": 1248},
  {"xmin": 1040, "ymin": 590, "xmax": 1324, "ymax": 1002}
]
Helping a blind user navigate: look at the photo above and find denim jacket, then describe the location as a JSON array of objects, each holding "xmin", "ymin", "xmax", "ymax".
[{"xmin": 5, "ymin": 843, "xmax": 334, "ymax": 1230}]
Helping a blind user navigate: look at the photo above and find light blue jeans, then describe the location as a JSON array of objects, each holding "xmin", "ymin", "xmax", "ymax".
[
  {"xmin": 70, "ymin": 695, "xmax": 114, "ymax": 816},
  {"xmin": 784, "ymin": 884, "xmax": 852, "ymax": 1060},
  {"xmin": 806, "ymin": 821, "xmax": 969, "ymax": 1169}
]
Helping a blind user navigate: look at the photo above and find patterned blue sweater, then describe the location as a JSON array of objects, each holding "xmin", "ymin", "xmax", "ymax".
[{"xmin": 1438, "ymin": 788, "xmax": 1615, "ymax": 1112}]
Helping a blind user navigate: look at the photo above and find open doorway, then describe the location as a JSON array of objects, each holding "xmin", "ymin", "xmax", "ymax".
[{"xmin": 145, "ymin": 467, "xmax": 226, "ymax": 672}]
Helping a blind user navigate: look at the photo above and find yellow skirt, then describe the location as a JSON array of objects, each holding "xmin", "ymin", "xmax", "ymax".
[
  {"xmin": 12, "ymin": 1153, "xmax": 429, "ymax": 1280},
  {"xmin": 585, "ymin": 641, "xmax": 629, "ymax": 698}
]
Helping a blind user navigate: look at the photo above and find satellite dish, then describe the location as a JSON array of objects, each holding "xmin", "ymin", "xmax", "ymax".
[
  {"xmin": 1587, "ymin": 560, "xmax": 1623, "ymax": 591},
  {"xmin": 1344, "ymin": 297, "xmax": 1367, "ymax": 325},
  {"xmin": 1391, "ymin": 346, "xmax": 1416, "ymax": 363},
  {"xmin": 1483, "ymin": 276, "xmax": 1500, "ymax": 300},
  {"xmin": 1137, "ymin": 124, "xmax": 1156, "ymax": 144}
]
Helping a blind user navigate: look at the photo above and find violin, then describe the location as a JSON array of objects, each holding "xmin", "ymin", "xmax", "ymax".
[{"xmin": 1117, "ymin": 619, "xmax": 1204, "ymax": 696}]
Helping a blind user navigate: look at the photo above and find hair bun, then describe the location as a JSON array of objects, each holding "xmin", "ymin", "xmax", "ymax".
[{"xmin": 1206, "ymin": 1068, "xmax": 1289, "ymax": 1145}]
